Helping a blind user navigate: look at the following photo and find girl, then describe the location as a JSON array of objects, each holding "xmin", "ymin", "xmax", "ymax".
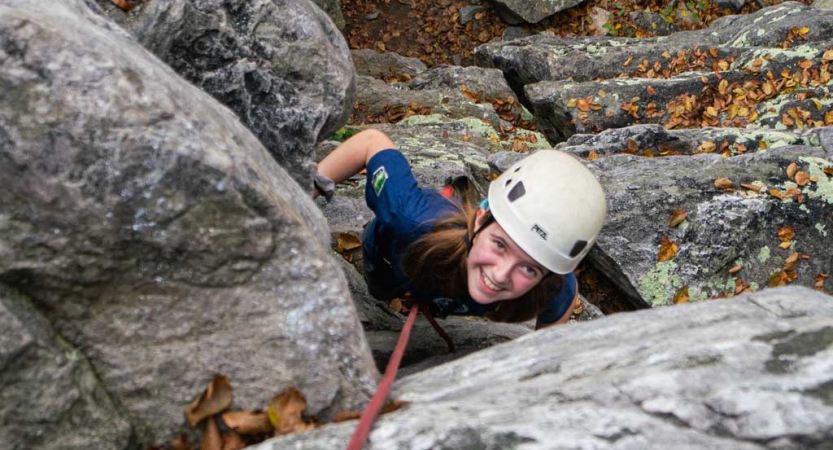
[{"xmin": 315, "ymin": 129, "xmax": 607, "ymax": 329}]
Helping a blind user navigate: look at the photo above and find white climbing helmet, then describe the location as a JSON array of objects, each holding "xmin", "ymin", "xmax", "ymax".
[{"xmin": 487, "ymin": 150, "xmax": 607, "ymax": 274}]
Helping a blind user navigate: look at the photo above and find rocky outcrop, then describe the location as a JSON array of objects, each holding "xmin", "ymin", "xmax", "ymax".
[
  {"xmin": 310, "ymin": 0, "xmax": 346, "ymax": 30},
  {"xmin": 351, "ymin": 49, "xmax": 428, "ymax": 80},
  {"xmin": 455, "ymin": 1, "xmax": 833, "ymax": 309},
  {"xmin": 248, "ymin": 286, "xmax": 833, "ymax": 449},
  {"xmin": 0, "ymin": 285, "xmax": 132, "ymax": 450},
  {"xmin": 475, "ymin": 2, "xmax": 833, "ymax": 143},
  {"xmin": 584, "ymin": 142, "xmax": 833, "ymax": 308},
  {"xmin": 92, "ymin": 0, "xmax": 355, "ymax": 189},
  {"xmin": 0, "ymin": 0, "xmax": 376, "ymax": 447},
  {"xmin": 490, "ymin": 0, "xmax": 588, "ymax": 24}
]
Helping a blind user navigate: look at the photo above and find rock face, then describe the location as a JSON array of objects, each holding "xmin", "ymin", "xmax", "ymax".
[
  {"xmin": 92, "ymin": 0, "xmax": 355, "ymax": 189},
  {"xmin": 464, "ymin": 1, "xmax": 833, "ymax": 308},
  {"xmin": 491, "ymin": 0, "xmax": 589, "ymax": 24},
  {"xmin": 0, "ymin": 0, "xmax": 376, "ymax": 447},
  {"xmin": 570, "ymin": 132, "xmax": 833, "ymax": 308},
  {"xmin": 0, "ymin": 285, "xmax": 132, "ymax": 450},
  {"xmin": 475, "ymin": 2, "xmax": 833, "ymax": 144},
  {"xmin": 310, "ymin": 0, "xmax": 346, "ymax": 30},
  {"xmin": 248, "ymin": 286, "xmax": 833, "ymax": 449},
  {"xmin": 351, "ymin": 49, "xmax": 428, "ymax": 80}
]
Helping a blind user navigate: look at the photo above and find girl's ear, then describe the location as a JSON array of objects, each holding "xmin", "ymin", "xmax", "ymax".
[{"xmin": 473, "ymin": 207, "xmax": 487, "ymax": 232}]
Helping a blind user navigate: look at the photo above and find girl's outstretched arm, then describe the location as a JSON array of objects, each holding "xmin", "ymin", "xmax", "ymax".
[{"xmin": 314, "ymin": 129, "xmax": 396, "ymax": 198}]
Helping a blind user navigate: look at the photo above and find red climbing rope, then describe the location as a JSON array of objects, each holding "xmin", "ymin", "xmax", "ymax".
[{"xmin": 345, "ymin": 303, "xmax": 420, "ymax": 450}]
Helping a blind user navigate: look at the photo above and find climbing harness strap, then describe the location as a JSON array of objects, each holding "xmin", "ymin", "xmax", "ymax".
[
  {"xmin": 346, "ymin": 303, "xmax": 419, "ymax": 450},
  {"xmin": 421, "ymin": 305, "xmax": 455, "ymax": 353}
]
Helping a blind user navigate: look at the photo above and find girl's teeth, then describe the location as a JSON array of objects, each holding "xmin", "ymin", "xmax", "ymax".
[{"xmin": 483, "ymin": 271, "xmax": 501, "ymax": 291}]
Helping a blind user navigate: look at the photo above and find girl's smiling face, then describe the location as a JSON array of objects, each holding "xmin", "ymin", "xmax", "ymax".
[{"xmin": 466, "ymin": 209, "xmax": 546, "ymax": 304}]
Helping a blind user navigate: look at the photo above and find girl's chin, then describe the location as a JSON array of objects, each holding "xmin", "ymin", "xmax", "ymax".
[{"xmin": 468, "ymin": 283, "xmax": 503, "ymax": 305}]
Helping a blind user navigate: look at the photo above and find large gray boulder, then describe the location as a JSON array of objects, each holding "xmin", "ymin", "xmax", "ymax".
[
  {"xmin": 490, "ymin": 0, "xmax": 589, "ymax": 24},
  {"xmin": 310, "ymin": 0, "xmax": 346, "ymax": 30},
  {"xmin": 351, "ymin": 49, "xmax": 427, "ymax": 80},
  {"xmin": 475, "ymin": 2, "xmax": 833, "ymax": 144},
  {"xmin": 92, "ymin": 0, "xmax": 355, "ymax": 189},
  {"xmin": 585, "ymin": 143, "xmax": 833, "ymax": 308},
  {"xmin": 0, "ymin": 284, "xmax": 132, "ymax": 450},
  {"xmin": 0, "ymin": 0, "xmax": 376, "ymax": 447},
  {"xmin": 248, "ymin": 286, "xmax": 833, "ymax": 449}
]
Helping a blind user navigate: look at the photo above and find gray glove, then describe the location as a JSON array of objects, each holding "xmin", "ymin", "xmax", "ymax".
[{"xmin": 313, "ymin": 172, "xmax": 335, "ymax": 201}]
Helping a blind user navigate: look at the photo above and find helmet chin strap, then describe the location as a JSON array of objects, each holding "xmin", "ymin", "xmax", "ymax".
[{"xmin": 466, "ymin": 211, "xmax": 495, "ymax": 256}]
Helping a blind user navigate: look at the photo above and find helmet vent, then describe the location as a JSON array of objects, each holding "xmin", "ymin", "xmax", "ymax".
[
  {"xmin": 513, "ymin": 166, "xmax": 521, "ymax": 172},
  {"xmin": 507, "ymin": 181, "xmax": 526, "ymax": 202},
  {"xmin": 569, "ymin": 240, "xmax": 588, "ymax": 257},
  {"xmin": 504, "ymin": 178, "xmax": 512, "ymax": 187}
]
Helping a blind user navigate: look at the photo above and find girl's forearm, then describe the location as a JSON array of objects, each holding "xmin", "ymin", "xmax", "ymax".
[{"xmin": 317, "ymin": 129, "xmax": 396, "ymax": 185}]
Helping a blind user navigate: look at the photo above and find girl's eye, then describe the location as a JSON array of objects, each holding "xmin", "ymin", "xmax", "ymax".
[
  {"xmin": 493, "ymin": 239, "xmax": 506, "ymax": 251},
  {"xmin": 522, "ymin": 265, "xmax": 539, "ymax": 277}
]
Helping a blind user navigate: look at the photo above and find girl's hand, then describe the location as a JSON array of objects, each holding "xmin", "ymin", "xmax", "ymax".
[{"xmin": 313, "ymin": 172, "xmax": 335, "ymax": 201}]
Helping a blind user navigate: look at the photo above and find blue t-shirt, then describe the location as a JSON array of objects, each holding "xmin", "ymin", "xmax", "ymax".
[{"xmin": 362, "ymin": 149, "xmax": 576, "ymax": 325}]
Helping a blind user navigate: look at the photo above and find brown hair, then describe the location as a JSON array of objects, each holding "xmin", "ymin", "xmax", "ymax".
[{"xmin": 401, "ymin": 200, "xmax": 564, "ymax": 323}]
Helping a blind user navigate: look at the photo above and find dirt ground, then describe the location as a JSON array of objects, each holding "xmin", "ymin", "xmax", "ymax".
[{"xmin": 342, "ymin": 0, "xmax": 805, "ymax": 67}]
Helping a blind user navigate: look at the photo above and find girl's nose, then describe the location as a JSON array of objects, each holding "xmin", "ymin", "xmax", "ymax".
[{"xmin": 492, "ymin": 260, "xmax": 513, "ymax": 284}]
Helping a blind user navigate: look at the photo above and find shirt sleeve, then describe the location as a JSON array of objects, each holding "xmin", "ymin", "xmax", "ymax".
[
  {"xmin": 536, "ymin": 272, "xmax": 577, "ymax": 325},
  {"xmin": 365, "ymin": 149, "xmax": 450, "ymax": 244}
]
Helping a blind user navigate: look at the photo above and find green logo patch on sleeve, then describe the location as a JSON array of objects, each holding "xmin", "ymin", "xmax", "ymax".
[{"xmin": 372, "ymin": 166, "xmax": 388, "ymax": 195}]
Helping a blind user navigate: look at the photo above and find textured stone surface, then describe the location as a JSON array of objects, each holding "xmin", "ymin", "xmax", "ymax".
[
  {"xmin": 491, "ymin": 0, "xmax": 589, "ymax": 24},
  {"xmin": 475, "ymin": 2, "xmax": 833, "ymax": 143},
  {"xmin": 0, "ymin": 1, "xmax": 376, "ymax": 446},
  {"xmin": 586, "ymin": 145, "xmax": 833, "ymax": 308},
  {"xmin": 0, "ymin": 284, "xmax": 132, "ymax": 450},
  {"xmin": 351, "ymin": 48, "xmax": 427, "ymax": 80},
  {"xmin": 92, "ymin": 0, "xmax": 355, "ymax": 189},
  {"xmin": 309, "ymin": 0, "xmax": 346, "ymax": 30},
  {"xmin": 247, "ymin": 287, "xmax": 833, "ymax": 449}
]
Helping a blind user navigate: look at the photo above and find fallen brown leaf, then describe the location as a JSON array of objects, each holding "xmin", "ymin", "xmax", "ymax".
[
  {"xmin": 389, "ymin": 298, "xmax": 408, "ymax": 313},
  {"xmin": 673, "ymin": 286, "xmax": 689, "ymax": 304},
  {"xmin": 714, "ymin": 177, "xmax": 733, "ymax": 190},
  {"xmin": 734, "ymin": 277, "xmax": 751, "ymax": 295},
  {"xmin": 816, "ymin": 273, "xmax": 829, "ymax": 290},
  {"xmin": 696, "ymin": 141, "xmax": 716, "ymax": 153},
  {"xmin": 658, "ymin": 236, "xmax": 679, "ymax": 262},
  {"xmin": 786, "ymin": 162, "xmax": 798, "ymax": 178},
  {"xmin": 740, "ymin": 183, "xmax": 761, "ymax": 192},
  {"xmin": 333, "ymin": 400, "xmax": 410, "ymax": 423},
  {"xmin": 794, "ymin": 171, "xmax": 810, "ymax": 186},
  {"xmin": 783, "ymin": 252, "xmax": 800, "ymax": 272},
  {"xmin": 221, "ymin": 431, "xmax": 247, "ymax": 450},
  {"xmin": 201, "ymin": 417, "xmax": 222, "ymax": 450},
  {"xmin": 185, "ymin": 375, "xmax": 234, "ymax": 427},
  {"xmin": 626, "ymin": 138, "xmax": 639, "ymax": 154},
  {"xmin": 588, "ymin": 150, "xmax": 600, "ymax": 161},
  {"xmin": 337, "ymin": 233, "xmax": 362, "ymax": 252},
  {"xmin": 111, "ymin": 0, "xmax": 142, "ymax": 11},
  {"xmin": 222, "ymin": 411, "xmax": 273, "ymax": 435},
  {"xmin": 171, "ymin": 434, "xmax": 194, "ymax": 450},
  {"xmin": 572, "ymin": 297, "xmax": 585, "ymax": 315},
  {"xmin": 668, "ymin": 209, "xmax": 688, "ymax": 227},
  {"xmin": 777, "ymin": 226, "xmax": 795, "ymax": 250},
  {"xmin": 768, "ymin": 270, "xmax": 789, "ymax": 287},
  {"xmin": 729, "ymin": 265, "xmax": 742, "ymax": 274},
  {"xmin": 267, "ymin": 388, "xmax": 316, "ymax": 436}
]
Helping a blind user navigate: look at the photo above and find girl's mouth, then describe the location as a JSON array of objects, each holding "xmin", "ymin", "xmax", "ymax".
[{"xmin": 481, "ymin": 268, "xmax": 504, "ymax": 292}]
